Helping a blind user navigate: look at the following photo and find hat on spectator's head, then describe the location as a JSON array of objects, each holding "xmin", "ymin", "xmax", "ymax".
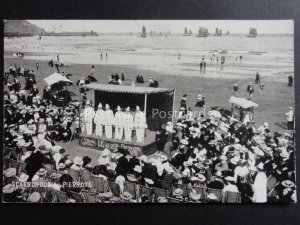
[
  {"xmin": 157, "ymin": 197, "xmax": 168, "ymax": 203},
  {"xmin": 282, "ymin": 180, "xmax": 295, "ymax": 188},
  {"xmin": 73, "ymin": 156, "xmax": 84, "ymax": 166},
  {"xmin": 18, "ymin": 173, "xmax": 29, "ymax": 182},
  {"xmin": 28, "ymin": 192, "xmax": 41, "ymax": 203},
  {"xmin": 3, "ymin": 184, "xmax": 14, "ymax": 194},
  {"xmin": 173, "ymin": 188, "xmax": 183, "ymax": 196},
  {"xmin": 4, "ymin": 168, "xmax": 16, "ymax": 178},
  {"xmin": 120, "ymin": 192, "xmax": 132, "ymax": 201}
]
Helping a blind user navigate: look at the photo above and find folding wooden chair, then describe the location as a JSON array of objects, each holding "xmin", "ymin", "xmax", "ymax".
[
  {"xmin": 92, "ymin": 176, "xmax": 109, "ymax": 193},
  {"xmin": 174, "ymin": 183, "xmax": 190, "ymax": 198},
  {"xmin": 67, "ymin": 168, "xmax": 81, "ymax": 182},
  {"xmin": 222, "ymin": 191, "xmax": 241, "ymax": 203},
  {"xmin": 166, "ymin": 197, "xmax": 184, "ymax": 203},
  {"xmin": 207, "ymin": 188, "xmax": 223, "ymax": 202},
  {"xmin": 125, "ymin": 181, "xmax": 138, "ymax": 199},
  {"xmin": 68, "ymin": 191, "xmax": 85, "ymax": 203},
  {"xmin": 267, "ymin": 175, "xmax": 279, "ymax": 196},
  {"xmin": 153, "ymin": 187, "xmax": 169, "ymax": 202},
  {"xmin": 83, "ymin": 193, "xmax": 98, "ymax": 203},
  {"xmin": 108, "ymin": 181, "xmax": 121, "ymax": 197},
  {"xmin": 191, "ymin": 186, "xmax": 207, "ymax": 201},
  {"xmin": 138, "ymin": 185, "xmax": 153, "ymax": 202},
  {"xmin": 158, "ymin": 179, "xmax": 173, "ymax": 190},
  {"xmin": 80, "ymin": 170, "xmax": 92, "ymax": 183}
]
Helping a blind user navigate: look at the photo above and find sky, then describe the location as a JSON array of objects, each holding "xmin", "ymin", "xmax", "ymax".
[{"xmin": 28, "ymin": 20, "xmax": 294, "ymax": 34}]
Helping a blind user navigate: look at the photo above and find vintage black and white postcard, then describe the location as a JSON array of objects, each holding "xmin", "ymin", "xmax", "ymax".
[{"xmin": 3, "ymin": 19, "xmax": 296, "ymax": 203}]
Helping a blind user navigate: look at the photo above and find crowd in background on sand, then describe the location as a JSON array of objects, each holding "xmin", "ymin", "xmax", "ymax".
[{"xmin": 3, "ymin": 61, "xmax": 296, "ymax": 203}]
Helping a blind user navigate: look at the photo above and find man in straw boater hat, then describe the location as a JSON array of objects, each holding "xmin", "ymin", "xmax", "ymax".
[
  {"xmin": 133, "ymin": 105, "xmax": 148, "ymax": 143},
  {"xmin": 83, "ymin": 100, "xmax": 95, "ymax": 135},
  {"xmin": 104, "ymin": 104, "xmax": 115, "ymax": 139},
  {"xmin": 94, "ymin": 103, "xmax": 105, "ymax": 137},
  {"xmin": 114, "ymin": 105, "xmax": 125, "ymax": 140},
  {"xmin": 123, "ymin": 106, "xmax": 134, "ymax": 142}
]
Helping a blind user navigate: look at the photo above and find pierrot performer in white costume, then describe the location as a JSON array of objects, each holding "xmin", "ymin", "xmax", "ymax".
[
  {"xmin": 114, "ymin": 105, "xmax": 125, "ymax": 140},
  {"xmin": 104, "ymin": 104, "xmax": 115, "ymax": 139},
  {"xmin": 94, "ymin": 103, "xmax": 105, "ymax": 137},
  {"xmin": 123, "ymin": 106, "xmax": 134, "ymax": 142},
  {"xmin": 83, "ymin": 100, "xmax": 95, "ymax": 135},
  {"xmin": 133, "ymin": 105, "xmax": 148, "ymax": 143}
]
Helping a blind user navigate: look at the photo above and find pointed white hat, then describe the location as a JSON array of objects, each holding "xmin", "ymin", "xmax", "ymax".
[
  {"xmin": 126, "ymin": 107, "xmax": 130, "ymax": 111},
  {"xmin": 105, "ymin": 104, "xmax": 110, "ymax": 109},
  {"xmin": 98, "ymin": 103, "xmax": 103, "ymax": 108},
  {"xmin": 116, "ymin": 105, "xmax": 121, "ymax": 111},
  {"xmin": 136, "ymin": 105, "xmax": 140, "ymax": 111}
]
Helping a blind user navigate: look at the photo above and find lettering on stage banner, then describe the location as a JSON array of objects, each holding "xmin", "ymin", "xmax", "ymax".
[{"xmin": 79, "ymin": 136, "xmax": 142, "ymax": 154}]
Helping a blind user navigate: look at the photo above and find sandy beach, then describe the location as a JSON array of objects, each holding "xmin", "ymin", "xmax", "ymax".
[{"xmin": 3, "ymin": 34, "xmax": 295, "ymax": 163}]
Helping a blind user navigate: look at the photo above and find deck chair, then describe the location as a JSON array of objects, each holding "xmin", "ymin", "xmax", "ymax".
[
  {"xmin": 68, "ymin": 191, "xmax": 85, "ymax": 203},
  {"xmin": 153, "ymin": 187, "xmax": 169, "ymax": 202},
  {"xmin": 67, "ymin": 169, "xmax": 81, "ymax": 182},
  {"xmin": 83, "ymin": 193, "xmax": 98, "ymax": 203},
  {"xmin": 138, "ymin": 185, "xmax": 153, "ymax": 202},
  {"xmin": 174, "ymin": 183, "xmax": 190, "ymax": 198},
  {"xmin": 53, "ymin": 190, "xmax": 69, "ymax": 203},
  {"xmin": 222, "ymin": 191, "xmax": 241, "ymax": 203},
  {"xmin": 125, "ymin": 181, "xmax": 138, "ymax": 199},
  {"xmin": 92, "ymin": 176, "xmax": 109, "ymax": 193},
  {"xmin": 80, "ymin": 170, "xmax": 92, "ymax": 183},
  {"xmin": 207, "ymin": 188, "xmax": 223, "ymax": 202},
  {"xmin": 267, "ymin": 175, "xmax": 278, "ymax": 195},
  {"xmin": 158, "ymin": 179, "xmax": 173, "ymax": 190},
  {"xmin": 166, "ymin": 197, "xmax": 184, "ymax": 203},
  {"xmin": 191, "ymin": 186, "xmax": 207, "ymax": 201},
  {"xmin": 108, "ymin": 181, "xmax": 121, "ymax": 197},
  {"xmin": 7, "ymin": 147, "xmax": 20, "ymax": 161}
]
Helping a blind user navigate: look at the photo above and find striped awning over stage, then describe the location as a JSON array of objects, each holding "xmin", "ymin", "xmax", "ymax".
[{"xmin": 82, "ymin": 83, "xmax": 174, "ymax": 94}]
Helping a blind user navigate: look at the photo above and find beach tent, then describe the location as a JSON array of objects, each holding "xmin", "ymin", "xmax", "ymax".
[
  {"xmin": 229, "ymin": 96, "xmax": 258, "ymax": 121},
  {"xmin": 44, "ymin": 72, "xmax": 73, "ymax": 86},
  {"xmin": 82, "ymin": 83, "xmax": 175, "ymax": 131},
  {"xmin": 229, "ymin": 96, "xmax": 258, "ymax": 109}
]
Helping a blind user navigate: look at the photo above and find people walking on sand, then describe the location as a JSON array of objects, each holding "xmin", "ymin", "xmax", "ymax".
[
  {"xmin": 233, "ymin": 83, "xmax": 239, "ymax": 96},
  {"xmin": 259, "ymin": 82, "xmax": 264, "ymax": 94},
  {"xmin": 35, "ymin": 63, "xmax": 39, "ymax": 71},
  {"xmin": 57, "ymin": 54, "xmax": 60, "ymax": 62},
  {"xmin": 180, "ymin": 94, "xmax": 187, "ymax": 113},
  {"xmin": 178, "ymin": 53, "xmax": 181, "ymax": 60},
  {"xmin": 285, "ymin": 107, "xmax": 294, "ymax": 130},
  {"xmin": 239, "ymin": 55, "xmax": 243, "ymax": 63},
  {"xmin": 200, "ymin": 61, "xmax": 203, "ymax": 73},
  {"xmin": 288, "ymin": 75, "xmax": 293, "ymax": 87},
  {"xmin": 121, "ymin": 72, "xmax": 125, "ymax": 81},
  {"xmin": 220, "ymin": 56, "xmax": 225, "ymax": 71},
  {"xmin": 100, "ymin": 53, "xmax": 103, "ymax": 61},
  {"xmin": 255, "ymin": 72, "xmax": 260, "ymax": 84},
  {"xmin": 247, "ymin": 82, "xmax": 254, "ymax": 99},
  {"xmin": 105, "ymin": 52, "xmax": 108, "ymax": 62}
]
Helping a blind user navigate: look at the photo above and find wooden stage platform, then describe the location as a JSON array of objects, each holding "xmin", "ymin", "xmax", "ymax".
[{"xmin": 78, "ymin": 130, "xmax": 157, "ymax": 156}]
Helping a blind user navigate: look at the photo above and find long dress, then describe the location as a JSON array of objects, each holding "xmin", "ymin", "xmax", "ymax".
[{"xmin": 253, "ymin": 171, "xmax": 267, "ymax": 203}]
